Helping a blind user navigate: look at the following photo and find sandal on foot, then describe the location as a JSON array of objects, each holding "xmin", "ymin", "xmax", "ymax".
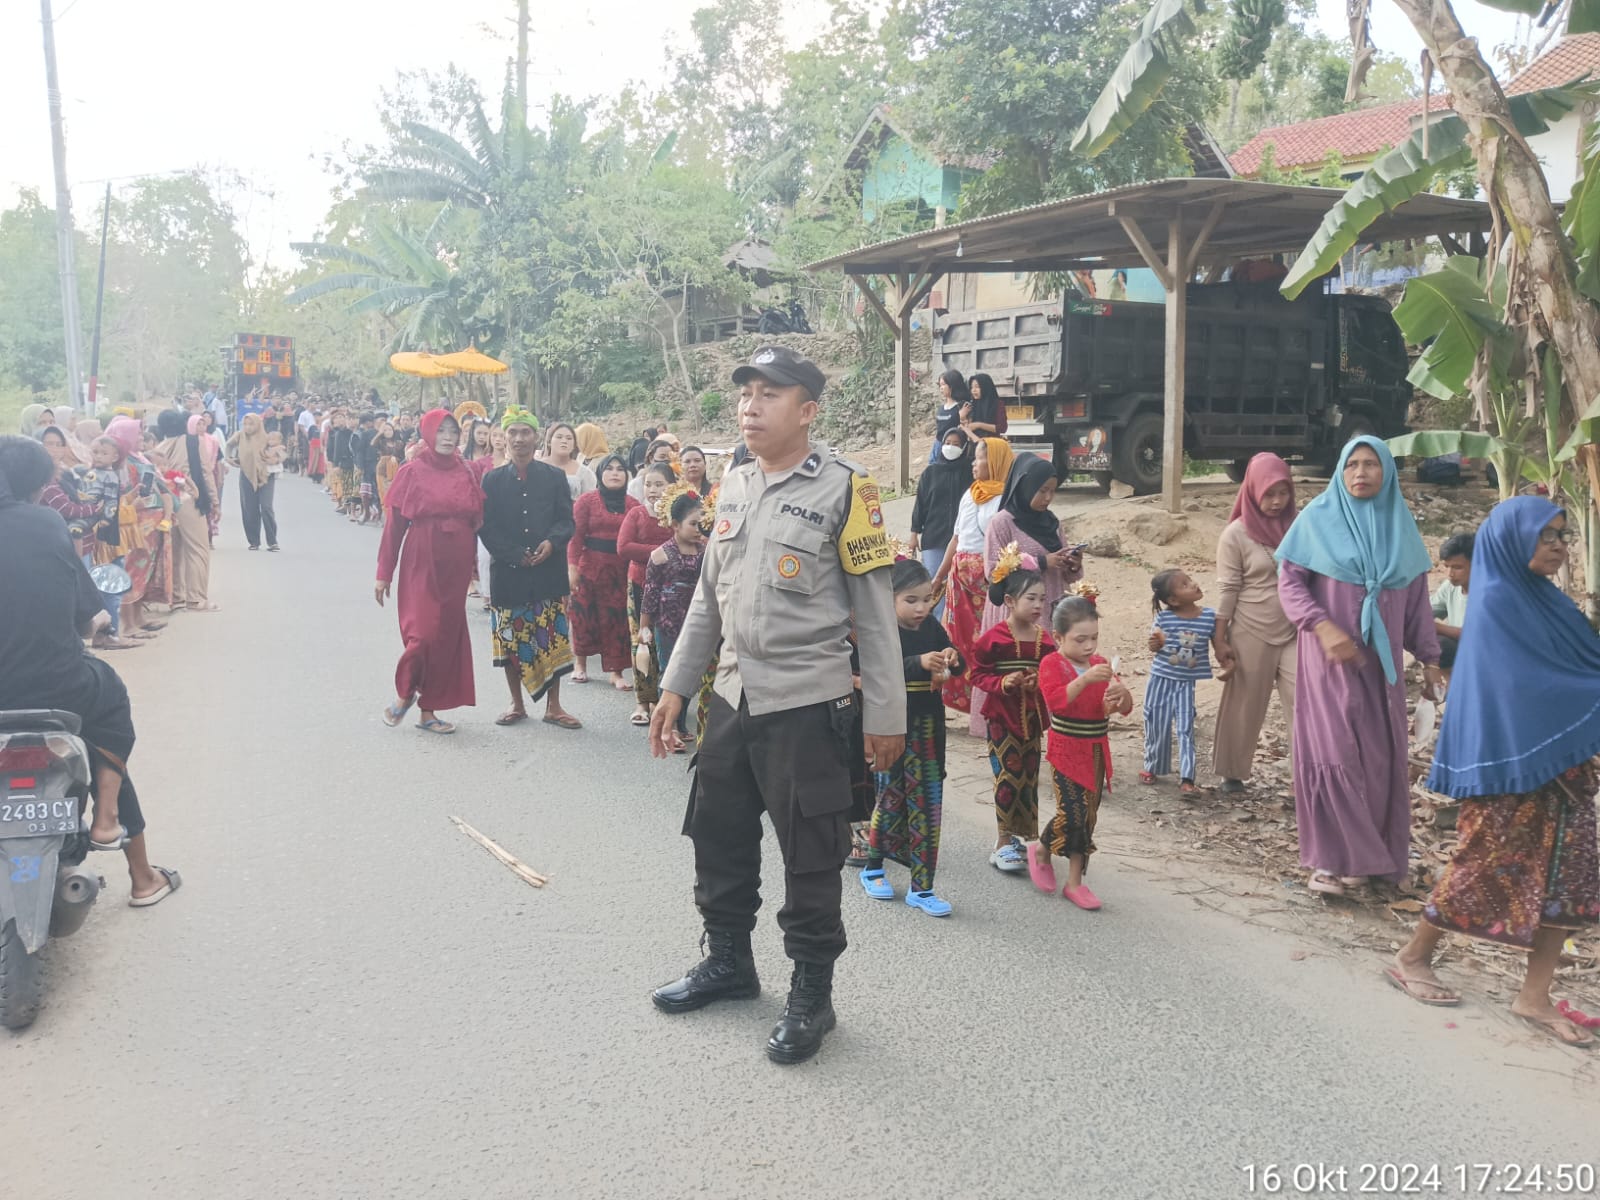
[
  {"xmin": 1517, "ymin": 1011, "xmax": 1595, "ymax": 1048},
  {"xmin": 1383, "ymin": 965, "xmax": 1460, "ymax": 1007},
  {"xmin": 1178, "ymin": 780, "xmax": 1201, "ymax": 798},
  {"xmin": 1308, "ymin": 871, "xmax": 1345, "ymax": 896},
  {"xmin": 1026, "ymin": 841, "xmax": 1057, "ymax": 893},
  {"xmin": 859, "ymin": 869, "xmax": 894, "ymax": 900},
  {"xmin": 905, "ymin": 889, "xmax": 952, "ymax": 917},
  {"xmin": 1063, "ymin": 884, "xmax": 1102, "ymax": 911},
  {"xmin": 89, "ymin": 823, "xmax": 129, "ymax": 852},
  {"xmin": 382, "ymin": 695, "xmax": 417, "ymax": 727},
  {"xmin": 542, "ymin": 713, "xmax": 582, "ymax": 730},
  {"xmin": 629, "ymin": 711, "xmax": 651, "ymax": 727},
  {"xmin": 570, "ymin": 671, "xmax": 590, "ymax": 684},
  {"xmin": 1138, "ymin": 771, "xmax": 1156, "ymax": 785},
  {"xmin": 128, "ymin": 865, "xmax": 182, "ymax": 908},
  {"xmin": 1218, "ymin": 778, "xmax": 1248, "ymax": 794},
  {"xmin": 416, "ymin": 718, "xmax": 456, "ymax": 734},
  {"xmin": 495, "ymin": 710, "xmax": 529, "ymax": 726}
]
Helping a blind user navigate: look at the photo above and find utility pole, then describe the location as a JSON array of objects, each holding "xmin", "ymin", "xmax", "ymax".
[
  {"xmin": 87, "ymin": 181, "xmax": 111, "ymax": 410},
  {"xmin": 516, "ymin": 0, "xmax": 529, "ymax": 123},
  {"xmin": 39, "ymin": 0, "xmax": 86, "ymax": 410}
]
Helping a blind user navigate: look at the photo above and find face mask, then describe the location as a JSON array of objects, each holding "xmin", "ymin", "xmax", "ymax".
[{"xmin": 940, "ymin": 444, "xmax": 964, "ymax": 461}]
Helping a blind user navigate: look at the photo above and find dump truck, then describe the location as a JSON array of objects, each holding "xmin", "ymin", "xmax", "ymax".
[{"xmin": 934, "ymin": 282, "xmax": 1411, "ymax": 494}]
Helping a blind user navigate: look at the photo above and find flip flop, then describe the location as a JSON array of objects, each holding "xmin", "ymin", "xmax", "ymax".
[
  {"xmin": 1517, "ymin": 1012, "xmax": 1595, "ymax": 1048},
  {"xmin": 570, "ymin": 673, "xmax": 590, "ymax": 684},
  {"xmin": 89, "ymin": 823, "xmax": 129, "ymax": 852},
  {"xmin": 543, "ymin": 713, "xmax": 583, "ymax": 730},
  {"xmin": 140, "ymin": 622, "xmax": 168, "ymax": 632},
  {"xmin": 612, "ymin": 678, "xmax": 634, "ymax": 692},
  {"xmin": 416, "ymin": 718, "xmax": 456, "ymax": 734},
  {"xmin": 1308, "ymin": 871, "xmax": 1346, "ymax": 896},
  {"xmin": 629, "ymin": 712, "xmax": 651, "ymax": 727},
  {"xmin": 382, "ymin": 695, "xmax": 416, "ymax": 727},
  {"xmin": 129, "ymin": 865, "xmax": 182, "ymax": 908},
  {"xmin": 1383, "ymin": 965, "xmax": 1460, "ymax": 1006},
  {"xmin": 495, "ymin": 710, "xmax": 529, "ymax": 726}
]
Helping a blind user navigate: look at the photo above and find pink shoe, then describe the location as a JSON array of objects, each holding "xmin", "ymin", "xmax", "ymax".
[
  {"xmin": 1026, "ymin": 842, "xmax": 1057, "ymax": 893},
  {"xmin": 1063, "ymin": 884, "xmax": 1102, "ymax": 910}
]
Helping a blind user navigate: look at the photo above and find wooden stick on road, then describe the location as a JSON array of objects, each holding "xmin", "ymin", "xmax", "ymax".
[{"xmin": 449, "ymin": 815, "xmax": 548, "ymax": 888}]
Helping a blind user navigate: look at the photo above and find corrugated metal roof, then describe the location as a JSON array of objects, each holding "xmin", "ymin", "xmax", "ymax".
[{"xmin": 805, "ymin": 177, "xmax": 1491, "ymax": 276}]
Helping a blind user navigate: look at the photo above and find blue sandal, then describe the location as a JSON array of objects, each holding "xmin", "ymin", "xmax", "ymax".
[
  {"xmin": 383, "ymin": 694, "xmax": 417, "ymax": 727},
  {"xmin": 905, "ymin": 890, "xmax": 952, "ymax": 917},
  {"xmin": 859, "ymin": 869, "xmax": 894, "ymax": 900},
  {"xmin": 416, "ymin": 718, "xmax": 456, "ymax": 735}
]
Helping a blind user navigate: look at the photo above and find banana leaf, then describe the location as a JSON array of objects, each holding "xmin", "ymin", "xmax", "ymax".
[
  {"xmin": 1390, "ymin": 258, "xmax": 1508, "ymax": 402},
  {"xmin": 1387, "ymin": 430, "xmax": 1511, "ymax": 461},
  {"xmin": 1282, "ymin": 86, "xmax": 1593, "ymax": 300},
  {"xmin": 1070, "ymin": 0, "xmax": 1194, "ymax": 158}
]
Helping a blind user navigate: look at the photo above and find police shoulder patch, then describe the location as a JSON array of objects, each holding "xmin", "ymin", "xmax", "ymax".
[{"xmin": 837, "ymin": 469, "xmax": 894, "ymax": 576}]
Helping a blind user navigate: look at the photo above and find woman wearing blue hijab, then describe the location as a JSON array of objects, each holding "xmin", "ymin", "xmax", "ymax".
[
  {"xmin": 1276, "ymin": 437, "xmax": 1444, "ymax": 897},
  {"xmin": 1388, "ymin": 497, "xmax": 1600, "ymax": 1045}
]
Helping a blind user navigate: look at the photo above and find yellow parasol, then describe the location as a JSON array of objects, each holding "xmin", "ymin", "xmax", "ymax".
[
  {"xmin": 434, "ymin": 346, "xmax": 508, "ymax": 375},
  {"xmin": 389, "ymin": 352, "xmax": 457, "ymax": 411},
  {"xmin": 389, "ymin": 351, "xmax": 457, "ymax": 379}
]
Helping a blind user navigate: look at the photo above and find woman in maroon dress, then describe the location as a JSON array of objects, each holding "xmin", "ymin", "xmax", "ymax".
[
  {"xmin": 568, "ymin": 453, "xmax": 639, "ymax": 688},
  {"xmin": 375, "ymin": 409, "xmax": 484, "ymax": 734}
]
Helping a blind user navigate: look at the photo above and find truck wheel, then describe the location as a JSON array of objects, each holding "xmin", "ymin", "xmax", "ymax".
[
  {"xmin": 1112, "ymin": 413, "xmax": 1165, "ymax": 496},
  {"xmin": 0, "ymin": 919, "xmax": 41, "ymax": 1030},
  {"xmin": 1223, "ymin": 459, "xmax": 1251, "ymax": 484}
]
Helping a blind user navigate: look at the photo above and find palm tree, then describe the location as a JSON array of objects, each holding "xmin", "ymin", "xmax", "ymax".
[{"xmin": 287, "ymin": 210, "xmax": 488, "ymax": 354}]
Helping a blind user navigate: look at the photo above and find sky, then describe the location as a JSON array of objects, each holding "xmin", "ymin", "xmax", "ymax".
[{"xmin": 3, "ymin": 0, "xmax": 1536, "ymax": 269}]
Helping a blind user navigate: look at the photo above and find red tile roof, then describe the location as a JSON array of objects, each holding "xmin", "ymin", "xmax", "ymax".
[
  {"xmin": 1504, "ymin": 31, "xmax": 1600, "ymax": 93},
  {"xmin": 1230, "ymin": 97, "xmax": 1425, "ymax": 176},
  {"xmin": 1230, "ymin": 34, "xmax": 1600, "ymax": 178}
]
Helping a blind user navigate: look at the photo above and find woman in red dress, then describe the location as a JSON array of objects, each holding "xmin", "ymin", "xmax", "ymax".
[
  {"xmin": 375, "ymin": 409, "xmax": 484, "ymax": 734},
  {"xmin": 569, "ymin": 453, "xmax": 639, "ymax": 688}
]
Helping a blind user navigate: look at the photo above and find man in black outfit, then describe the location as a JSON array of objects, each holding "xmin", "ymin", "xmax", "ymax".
[{"xmin": 0, "ymin": 437, "xmax": 181, "ymax": 907}]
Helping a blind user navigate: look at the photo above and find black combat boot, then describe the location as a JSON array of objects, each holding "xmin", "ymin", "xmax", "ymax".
[
  {"xmin": 765, "ymin": 961, "xmax": 836, "ymax": 1064},
  {"xmin": 651, "ymin": 931, "xmax": 761, "ymax": 1014}
]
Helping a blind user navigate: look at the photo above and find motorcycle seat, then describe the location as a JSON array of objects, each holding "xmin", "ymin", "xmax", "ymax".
[{"xmin": 0, "ymin": 709, "xmax": 82, "ymax": 735}]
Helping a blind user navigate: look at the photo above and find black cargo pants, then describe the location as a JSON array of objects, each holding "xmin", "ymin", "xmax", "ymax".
[{"xmin": 685, "ymin": 692, "xmax": 853, "ymax": 964}]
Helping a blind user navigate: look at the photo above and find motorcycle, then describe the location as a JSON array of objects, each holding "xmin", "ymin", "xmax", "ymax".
[
  {"xmin": 756, "ymin": 300, "xmax": 813, "ymax": 335},
  {"xmin": 0, "ymin": 709, "xmax": 102, "ymax": 1030}
]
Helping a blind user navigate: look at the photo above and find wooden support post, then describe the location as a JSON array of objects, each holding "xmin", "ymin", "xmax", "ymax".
[
  {"xmin": 851, "ymin": 273, "xmax": 896, "ymax": 335},
  {"xmin": 893, "ymin": 272, "xmax": 912, "ymax": 495},
  {"xmin": 1163, "ymin": 214, "xmax": 1188, "ymax": 515}
]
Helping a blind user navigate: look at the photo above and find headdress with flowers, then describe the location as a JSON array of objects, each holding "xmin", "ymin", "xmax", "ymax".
[
  {"xmin": 989, "ymin": 541, "xmax": 1040, "ymax": 585},
  {"xmin": 655, "ymin": 477, "xmax": 716, "ymax": 533}
]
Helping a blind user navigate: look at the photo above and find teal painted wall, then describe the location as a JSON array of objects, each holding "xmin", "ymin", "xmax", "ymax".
[{"xmin": 861, "ymin": 135, "xmax": 974, "ymax": 224}]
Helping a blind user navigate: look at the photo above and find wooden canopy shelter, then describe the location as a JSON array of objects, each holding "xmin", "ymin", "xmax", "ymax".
[{"xmin": 806, "ymin": 177, "xmax": 1493, "ymax": 511}]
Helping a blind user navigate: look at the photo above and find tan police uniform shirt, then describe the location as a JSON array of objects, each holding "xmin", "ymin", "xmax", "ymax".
[{"xmin": 660, "ymin": 443, "xmax": 907, "ymax": 736}]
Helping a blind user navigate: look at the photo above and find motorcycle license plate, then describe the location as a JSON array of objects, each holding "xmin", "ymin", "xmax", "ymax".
[{"xmin": 0, "ymin": 796, "xmax": 81, "ymax": 837}]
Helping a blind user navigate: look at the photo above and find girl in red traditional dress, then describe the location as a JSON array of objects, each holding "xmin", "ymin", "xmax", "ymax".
[
  {"xmin": 569, "ymin": 454, "xmax": 639, "ymax": 689},
  {"xmin": 969, "ymin": 547, "xmax": 1055, "ymax": 885},
  {"xmin": 1038, "ymin": 594, "xmax": 1134, "ymax": 910}
]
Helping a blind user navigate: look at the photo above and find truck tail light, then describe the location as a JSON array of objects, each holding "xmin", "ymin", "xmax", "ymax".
[{"xmin": 1056, "ymin": 399, "xmax": 1087, "ymax": 419}]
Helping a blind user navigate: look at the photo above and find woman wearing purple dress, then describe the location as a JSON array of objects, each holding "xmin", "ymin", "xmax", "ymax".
[{"xmin": 1276, "ymin": 437, "xmax": 1443, "ymax": 897}]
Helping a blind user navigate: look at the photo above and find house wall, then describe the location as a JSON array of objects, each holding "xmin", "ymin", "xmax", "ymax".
[
  {"xmin": 1528, "ymin": 114, "xmax": 1586, "ymax": 202},
  {"xmin": 863, "ymin": 137, "xmax": 949, "ymax": 223}
]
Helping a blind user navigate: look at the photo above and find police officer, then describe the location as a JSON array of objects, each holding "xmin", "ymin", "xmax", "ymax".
[{"xmin": 648, "ymin": 346, "xmax": 906, "ymax": 1065}]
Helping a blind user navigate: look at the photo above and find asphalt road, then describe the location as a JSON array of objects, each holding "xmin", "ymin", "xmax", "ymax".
[{"xmin": 8, "ymin": 474, "xmax": 1598, "ymax": 1200}]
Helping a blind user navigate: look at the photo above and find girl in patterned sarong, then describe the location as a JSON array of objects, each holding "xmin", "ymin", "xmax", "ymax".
[
  {"xmin": 1037, "ymin": 595, "xmax": 1134, "ymax": 911},
  {"xmin": 970, "ymin": 549, "xmax": 1054, "ymax": 880},
  {"xmin": 859, "ymin": 560, "xmax": 965, "ymax": 917}
]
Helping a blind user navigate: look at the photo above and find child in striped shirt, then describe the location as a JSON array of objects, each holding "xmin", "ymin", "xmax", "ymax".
[{"xmin": 1142, "ymin": 568, "xmax": 1233, "ymax": 796}]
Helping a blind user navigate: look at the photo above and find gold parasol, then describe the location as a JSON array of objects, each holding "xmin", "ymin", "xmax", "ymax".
[
  {"xmin": 389, "ymin": 351, "xmax": 457, "ymax": 379},
  {"xmin": 434, "ymin": 346, "xmax": 508, "ymax": 374}
]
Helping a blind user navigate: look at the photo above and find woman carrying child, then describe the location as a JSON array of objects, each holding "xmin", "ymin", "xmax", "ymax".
[
  {"xmin": 1038, "ymin": 594, "xmax": 1134, "ymax": 909},
  {"xmin": 859, "ymin": 559, "xmax": 964, "ymax": 916},
  {"xmin": 1143, "ymin": 569, "xmax": 1233, "ymax": 795},
  {"xmin": 970, "ymin": 547, "xmax": 1055, "ymax": 877},
  {"xmin": 619, "ymin": 462, "xmax": 677, "ymax": 726},
  {"xmin": 638, "ymin": 483, "xmax": 708, "ymax": 748}
]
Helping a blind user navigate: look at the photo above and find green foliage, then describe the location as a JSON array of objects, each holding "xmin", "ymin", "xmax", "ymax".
[
  {"xmin": 0, "ymin": 192, "xmax": 66, "ymax": 397},
  {"xmin": 699, "ymin": 391, "xmax": 726, "ymax": 424},
  {"xmin": 1070, "ymin": 0, "xmax": 1196, "ymax": 158},
  {"xmin": 1215, "ymin": 0, "xmax": 1287, "ymax": 83},
  {"xmin": 1391, "ymin": 258, "xmax": 1507, "ymax": 402},
  {"xmin": 1281, "ymin": 85, "xmax": 1593, "ymax": 300}
]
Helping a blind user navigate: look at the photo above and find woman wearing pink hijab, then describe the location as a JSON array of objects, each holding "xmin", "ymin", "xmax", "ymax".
[
  {"xmin": 188, "ymin": 414, "xmax": 225, "ymax": 542},
  {"xmin": 1212, "ymin": 453, "xmax": 1298, "ymax": 793}
]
